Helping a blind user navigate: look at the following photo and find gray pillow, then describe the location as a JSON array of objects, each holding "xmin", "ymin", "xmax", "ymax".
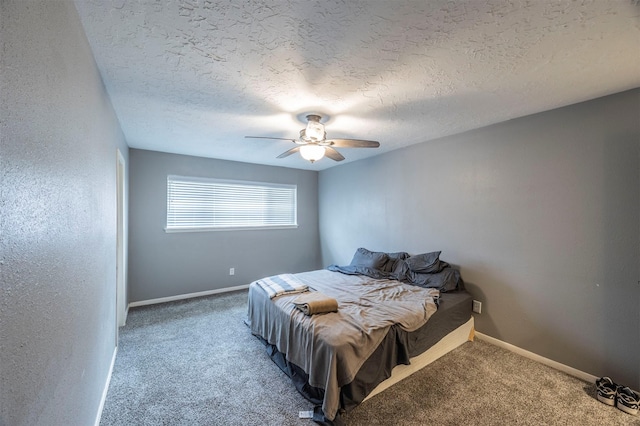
[
  {"xmin": 349, "ymin": 247, "xmax": 389, "ymax": 270},
  {"xmin": 409, "ymin": 268, "xmax": 462, "ymax": 292},
  {"xmin": 405, "ymin": 251, "xmax": 442, "ymax": 274},
  {"xmin": 383, "ymin": 251, "xmax": 409, "ymax": 273}
]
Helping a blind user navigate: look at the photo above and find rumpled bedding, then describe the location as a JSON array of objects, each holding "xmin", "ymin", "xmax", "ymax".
[{"xmin": 247, "ymin": 269, "xmax": 438, "ymax": 421}]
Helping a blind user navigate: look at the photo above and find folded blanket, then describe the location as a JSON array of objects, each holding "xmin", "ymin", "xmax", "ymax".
[
  {"xmin": 293, "ymin": 291, "xmax": 338, "ymax": 315},
  {"xmin": 256, "ymin": 274, "xmax": 308, "ymax": 299}
]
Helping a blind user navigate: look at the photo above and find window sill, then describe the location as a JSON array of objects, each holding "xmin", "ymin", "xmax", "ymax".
[{"xmin": 164, "ymin": 225, "xmax": 299, "ymax": 233}]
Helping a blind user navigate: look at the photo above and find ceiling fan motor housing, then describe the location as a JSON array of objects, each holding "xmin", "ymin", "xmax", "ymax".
[{"xmin": 303, "ymin": 114, "xmax": 326, "ymax": 142}]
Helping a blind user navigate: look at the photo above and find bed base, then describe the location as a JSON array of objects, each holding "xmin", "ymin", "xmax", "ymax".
[{"xmin": 364, "ymin": 316, "xmax": 475, "ymax": 401}]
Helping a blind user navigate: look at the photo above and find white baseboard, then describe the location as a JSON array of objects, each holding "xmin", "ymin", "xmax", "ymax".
[
  {"xmin": 128, "ymin": 284, "xmax": 250, "ymax": 308},
  {"xmin": 95, "ymin": 345, "xmax": 117, "ymax": 426},
  {"xmin": 475, "ymin": 332, "xmax": 598, "ymax": 383}
]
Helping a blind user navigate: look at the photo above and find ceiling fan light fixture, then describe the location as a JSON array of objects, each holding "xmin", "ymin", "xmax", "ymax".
[
  {"xmin": 304, "ymin": 114, "xmax": 325, "ymax": 142},
  {"xmin": 299, "ymin": 144, "xmax": 325, "ymax": 163}
]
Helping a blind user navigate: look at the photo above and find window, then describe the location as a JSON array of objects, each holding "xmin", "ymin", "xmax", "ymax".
[{"xmin": 166, "ymin": 175, "xmax": 297, "ymax": 232}]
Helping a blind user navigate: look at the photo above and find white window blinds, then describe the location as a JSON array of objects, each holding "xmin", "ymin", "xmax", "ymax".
[{"xmin": 166, "ymin": 175, "xmax": 297, "ymax": 232}]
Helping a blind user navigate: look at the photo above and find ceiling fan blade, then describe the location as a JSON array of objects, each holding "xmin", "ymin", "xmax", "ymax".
[
  {"xmin": 276, "ymin": 146, "xmax": 301, "ymax": 159},
  {"xmin": 326, "ymin": 138, "xmax": 380, "ymax": 148},
  {"xmin": 245, "ymin": 136, "xmax": 297, "ymax": 142},
  {"xmin": 324, "ymin": 147, "xmax": 345, "ymax": 162}
]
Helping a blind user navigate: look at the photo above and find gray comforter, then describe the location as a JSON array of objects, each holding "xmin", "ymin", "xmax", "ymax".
[{"xmin": 247, "ymin": 269, "xmax": 438, "ymax": 421}]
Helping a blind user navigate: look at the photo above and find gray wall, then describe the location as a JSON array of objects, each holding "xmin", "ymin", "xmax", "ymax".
[
  {"xmin": 0, "ymin": 1, "xmax": 129, "ymax": 425},
  {"xmin": 128, "ymin": 149, "xmax": 320, "ymax": 302},
  {"xmin": 319, "ymin": 89, "xmax": 640, "ymax": 388}
]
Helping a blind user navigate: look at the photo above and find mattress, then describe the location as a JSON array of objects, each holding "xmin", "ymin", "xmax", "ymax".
[{"xmin": 248, "ymin": 270, "xmax": 472, "ymax": 424}]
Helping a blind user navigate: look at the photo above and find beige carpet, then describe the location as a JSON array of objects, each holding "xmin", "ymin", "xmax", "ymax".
[
  {"xmin": 343, "ymin": 335, "xmax": 640, "ymax": 425},
  {"xmin": 100, "ymin": 290, "xmax": 640, "ymax": 425}
]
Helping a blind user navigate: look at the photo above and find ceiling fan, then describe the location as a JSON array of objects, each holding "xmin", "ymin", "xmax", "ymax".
[{"xmin": 245, "ymin": 114, "xmax": 380, "ymax": 163}]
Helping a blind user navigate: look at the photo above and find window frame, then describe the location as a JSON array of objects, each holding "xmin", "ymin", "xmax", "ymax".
[{"xmin": 165, "ymin": 175, "xmax": 298, "ymax": 233}]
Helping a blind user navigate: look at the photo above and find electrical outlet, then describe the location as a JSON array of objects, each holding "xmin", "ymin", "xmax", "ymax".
[
  {"xmin": 472, "ymin": 300, "xmax": 482, "ymax": 314},
  {"xmin": 229, "ymin": 267, "xmax": 235, "ymax": 276}
]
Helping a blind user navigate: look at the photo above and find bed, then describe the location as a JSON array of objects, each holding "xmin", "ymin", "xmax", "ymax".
[{"xmin": 246, "ymin": 249, "xmax": 474, "ymax": 425}]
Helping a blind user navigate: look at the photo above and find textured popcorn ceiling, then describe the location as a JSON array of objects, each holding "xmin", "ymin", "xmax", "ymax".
[{"xmin": 74, "ymin": 0, "xmax": 640, "ymax": 170}]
